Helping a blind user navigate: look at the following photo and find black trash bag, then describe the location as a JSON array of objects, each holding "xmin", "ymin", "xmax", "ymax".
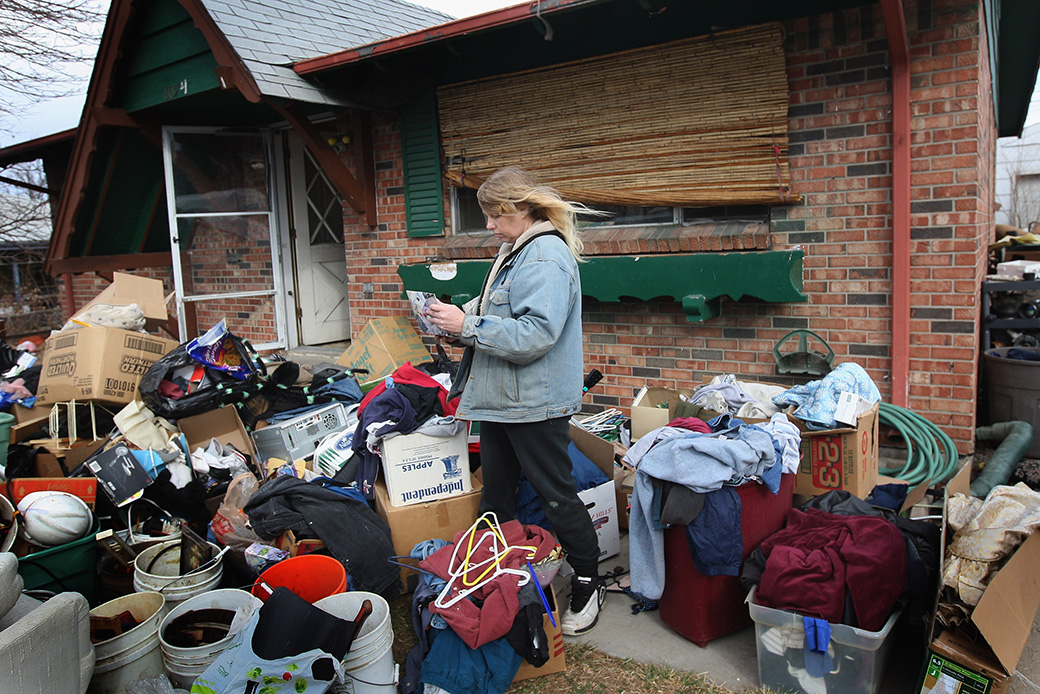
[
  {"xmin": 235, "ymin": 361, "xmax": 364, "ymax": 430},
  {"xmin": 139, "ymin": 335, "xmax": 264, "ymax": 420}
]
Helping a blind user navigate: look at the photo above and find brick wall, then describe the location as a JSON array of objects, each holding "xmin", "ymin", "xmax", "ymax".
[
  {"xmin": 775, "ymin": 0, "xmax": 991, "ymax": 452},
  {"xmin": 337, "ymin": 0, "xmax": 992, "ymax": 454}
]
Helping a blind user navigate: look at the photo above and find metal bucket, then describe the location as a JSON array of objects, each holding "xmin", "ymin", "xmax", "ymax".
[{"xmin": 133, "ymin": 539, "xmax": 224, "ymax": 617}]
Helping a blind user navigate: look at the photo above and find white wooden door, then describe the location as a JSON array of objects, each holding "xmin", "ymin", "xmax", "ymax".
[{"xmin": 287, "ymin": 134, "xmax": 350, "ymax": 345}]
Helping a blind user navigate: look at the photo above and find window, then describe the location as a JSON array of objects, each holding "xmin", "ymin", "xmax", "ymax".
[{"xmin": 451, "ymin": 187, "xmax": 770, "ymax": 234}]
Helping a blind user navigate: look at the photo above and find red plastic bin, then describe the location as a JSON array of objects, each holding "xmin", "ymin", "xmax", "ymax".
[{"xmin": 659, "ymin": 473, "xmax": 794, "ymax": 647}]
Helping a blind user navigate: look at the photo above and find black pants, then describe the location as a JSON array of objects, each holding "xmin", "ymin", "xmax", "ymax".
[{"xmin": 477, "ymin": 417, "xmax": 601, "ymax": 577}]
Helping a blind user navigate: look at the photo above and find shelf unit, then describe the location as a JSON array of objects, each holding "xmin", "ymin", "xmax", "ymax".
[{"xmin": 981, "ymin": 279, "xmax": 1040, "ymax": 350}]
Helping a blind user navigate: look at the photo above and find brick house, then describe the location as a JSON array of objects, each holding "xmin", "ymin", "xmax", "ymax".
[{"xmin": 35, "ymin": 0, "xmax": 1040, "ymax": 454}]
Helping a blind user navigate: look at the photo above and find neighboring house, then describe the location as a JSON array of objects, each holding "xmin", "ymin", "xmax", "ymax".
[
  {"xmin": 12, "ymin": 0, "xmax": 1040, "ymax": 454},
  {"xmin": 0, "ymin": 194, "xmax": 62, "ymax": 338},
  {"xmin": 996, "ymin": 122, "xmax": 1040, "ymax": 231}
]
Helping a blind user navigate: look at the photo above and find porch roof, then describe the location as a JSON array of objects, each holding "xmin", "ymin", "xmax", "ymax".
[{"xmin": 295, "ymin": 0, "xmax": 1040, "ymax": 138}]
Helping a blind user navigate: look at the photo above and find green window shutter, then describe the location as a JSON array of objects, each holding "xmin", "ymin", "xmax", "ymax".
[{"xmin": 400, "ymin": 93, "xmax": 445, "ymax": 238}]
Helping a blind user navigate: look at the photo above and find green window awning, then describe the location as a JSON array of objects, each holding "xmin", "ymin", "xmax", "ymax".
[{"xmin": 398, "ymin": 249, "xmax": 805, "ymax": 322}]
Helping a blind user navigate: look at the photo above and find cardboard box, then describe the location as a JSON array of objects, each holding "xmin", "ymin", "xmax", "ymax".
[
  {"xmin": 917, "ymin": 463, "xmax": 1040, "ymax": 694},
  {"xmin": 616, "ymin": 464, "xmax": 635, "ymax": 530},
  {"xmin": 2, "ymin": 477, "xmax": 97, "ymax": 509},
  {"xmin": 568, "ymin": 421, "xmax": 621, "ymax": 562},
  {"xmin": 75, "ymin": 272, "xmax": 169, "ymax": 332},
  {"xmin": 178, "ymin": 406, "xmax": 262, "ymax": 477},
  {"xmin": 512, "ymin": 584, "xmax": 566, "ymax": 683},
  {"xmin": 372, "ymin": 474, "xmax": 483, "ymax": 590},
  {"xmin": 30, "ymin": 438, "xmax": 108, "ymax": 478},
  {"xmin": 275, "ymin": 529, "xmax": 326, "ymax": 558},
  {"xmin": 630, "ymin": 386, "xmax": 696, "ymax": 441},
  {"xmin": 337, "ymin": 317, "xmax": 432, "ymax": 389},
  {"xmin": 36, "ymin": 327, "xmax": 178, "ymax": 406},
  {"xmin": 380, "ymin": 428, "xmax": 471, "ymax": 507},
  {"xmin": 920, "ymin": 630, "xmax": 1012, "ymax": 694},
  {"xmin": 792, "ymin": 401, "xmax": 880, "ymax": 499}
]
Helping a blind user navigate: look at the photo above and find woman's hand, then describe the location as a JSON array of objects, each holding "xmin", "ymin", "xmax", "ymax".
[{"xmin": 426, "ymin": 298, "xmax": 466, "ymax": 336}]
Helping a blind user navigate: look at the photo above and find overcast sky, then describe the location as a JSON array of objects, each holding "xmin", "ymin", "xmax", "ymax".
[{"xmin": 0, "ymin": 0, "xmax": 1037, "ymax": 148}]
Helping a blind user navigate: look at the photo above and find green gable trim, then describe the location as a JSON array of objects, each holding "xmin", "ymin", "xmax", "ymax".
[
  {"xmin": 398, "ymin": 250, "xmax": 806, "ymax": 322},
  {"xmin": 118, "ymin": 0, "xmax": 220, "ymax": 113},
  {"xmin": 399, "ymin": 93, "xmax": 445, "ymax": 238},
  {"xmin": 71, "ymin": 128, "xmax": 169, "ymax": 257}
]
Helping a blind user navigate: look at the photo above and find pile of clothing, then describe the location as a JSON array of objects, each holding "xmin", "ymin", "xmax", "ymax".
[
  {"xmin": 347, "ymin": 361, "xmax": 463, "ymax": 501},
  {"xmin": 625, "ymin": 410, "xmax": 801, "ymax": 601},
  {"xmin": 400, "ymin": 515, "xmax": 560, "ymax": 694},
  {"xmin": 741, "ymin": 491, "xmax": 941, "ymax": 694}
]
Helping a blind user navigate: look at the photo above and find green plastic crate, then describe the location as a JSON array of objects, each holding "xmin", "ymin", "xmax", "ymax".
[{"xmin": 18, "ymin": 518, "xmax": 99, "ymax": 603}]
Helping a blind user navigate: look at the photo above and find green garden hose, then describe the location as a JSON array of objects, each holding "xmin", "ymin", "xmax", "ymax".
[
  {"xmin": 877, "ymin": 402, "xmax": 960, "ymax": 486},
  {"xmin": 972, "ymin": 421, "xmax": 1033, "ymax": 498}
]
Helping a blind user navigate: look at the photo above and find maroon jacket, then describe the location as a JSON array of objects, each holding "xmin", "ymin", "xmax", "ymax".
[{"xmin": 754, "ymin": 507, "xmax": 907, "ymax": 632}]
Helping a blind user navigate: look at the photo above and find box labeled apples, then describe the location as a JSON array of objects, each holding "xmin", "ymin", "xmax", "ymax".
[{"xmin": 380, "ymin": 429, "xmax": 471, "ymax": 507}]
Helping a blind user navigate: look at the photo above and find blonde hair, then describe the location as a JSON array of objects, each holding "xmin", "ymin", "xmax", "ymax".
[{"xmin": 477, "ymin": 167, "xmax": 595, "ymax": 259}]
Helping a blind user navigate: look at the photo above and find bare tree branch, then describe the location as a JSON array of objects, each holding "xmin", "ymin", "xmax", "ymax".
[{"xmin": 0, "ymin": 0, "xmax": 106, "ymax": 119}]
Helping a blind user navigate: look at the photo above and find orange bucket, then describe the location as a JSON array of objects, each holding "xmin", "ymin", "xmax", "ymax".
[{"xmin": 251, "ymin": 554, "xmax": 347, "ymax": 603}]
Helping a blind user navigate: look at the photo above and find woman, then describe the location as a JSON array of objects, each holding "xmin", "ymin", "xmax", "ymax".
[{"xmin": 426, "ymin": 167, "xmax": 604, "ymax": 635}]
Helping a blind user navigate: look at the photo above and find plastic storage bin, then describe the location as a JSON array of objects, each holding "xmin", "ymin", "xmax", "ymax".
[
  {"xmin": 18, "ymin": 518, "xmax": 100, "ymax": 600},
  {"xmin": 658, "ymin": 473, "xmax": 794, "ymax": 647},
  {"xmin": 746, "ymin": 586, "xmax": 901, "ymax": 694}
]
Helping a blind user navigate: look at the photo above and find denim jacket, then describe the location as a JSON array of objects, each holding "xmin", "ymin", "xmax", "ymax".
[{"xmin": 454, "ymin": 226, "xmax": 583, "ymax": 423}]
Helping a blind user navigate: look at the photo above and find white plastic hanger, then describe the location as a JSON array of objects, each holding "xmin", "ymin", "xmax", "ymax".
[{"xmin": 433, "ymin": 512, "xmax": 534, "ymax": 609}]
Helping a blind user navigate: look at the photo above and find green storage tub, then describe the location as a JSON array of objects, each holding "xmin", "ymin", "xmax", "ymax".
[{"xmin": 18, "ymin": 518, "xmax": 100, "ymax": 602}]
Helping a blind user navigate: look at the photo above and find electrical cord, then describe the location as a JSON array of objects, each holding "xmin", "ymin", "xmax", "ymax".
[{"xmin": 877, "ymin": 402, "xmax": 960, "ymax": 486}]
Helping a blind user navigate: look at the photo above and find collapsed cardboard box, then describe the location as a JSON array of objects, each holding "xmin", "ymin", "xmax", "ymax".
[
  {"xmin": 372, "ymin": 474, "xmax": 483, "ymax": 591},
  {"xmin": 74, "ymin": 272, "xmax": 169, "ymax": 333},
  {"xmin": 568, "ymin": 421, "xmax": 621, "ymax": 563},
  {"xmin": 917, "ymin": 466, "xmax": 1040, "ymax": 694},
  {"xmin": 792, "ymin": 401, "xmax": 880, "ymax": 499},
  {"xmin": 30, "ymin": 438, "xmax": 108, "ymax": 478},
  {"xmin": 337, "ymin": 316, "xmax": 432, "ymax": 390},
  {"xmin": 36, "ymin": 328, "xmax": 178, "ymax": 406}
]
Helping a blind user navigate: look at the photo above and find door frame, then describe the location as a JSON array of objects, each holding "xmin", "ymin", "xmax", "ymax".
[{"xmin": 161, "ymin": 125, "xmax": 290, "ymax": 350}]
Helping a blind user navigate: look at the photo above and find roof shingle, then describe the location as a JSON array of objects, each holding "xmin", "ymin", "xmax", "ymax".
[{"xmin": 200, "ymin": 0, "xmax": 453, "ymax": 105}]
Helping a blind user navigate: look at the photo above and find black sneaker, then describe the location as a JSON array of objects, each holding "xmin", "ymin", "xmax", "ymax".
[{"xmin": 561, "ymin": 574, "xmax": 605, "ymax": 635}]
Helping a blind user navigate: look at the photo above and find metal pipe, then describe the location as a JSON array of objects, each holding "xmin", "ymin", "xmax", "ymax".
[{"xmin": 881, "ymin": 0, "xmax": 911, "ymax": 408}]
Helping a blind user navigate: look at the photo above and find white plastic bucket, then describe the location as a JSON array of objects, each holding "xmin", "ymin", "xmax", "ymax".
[
  {"xmin": 133, "ymin": 539, "xmax": 224, "ymax": 616},
  {"xmin": 314, "ymin": 591, "xmax": 397, "ymax": 693},
  {"xmin": 88, "ymin": 591, "xmax": 166, "ymax": 694},
  {"xmin": 159, "ymin": 588, "xmax": 263, "ymax": 690}
]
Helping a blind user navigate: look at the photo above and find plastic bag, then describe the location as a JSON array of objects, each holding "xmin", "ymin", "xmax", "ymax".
[
  {"xmin": 125, "ymin": 675, "xmax": 188, "ymax": 694},
  {"xmin": 186, "ymin": 319, "xmax": 254, "ymax": 380},
  {"xmin": 211, "ymin": 472, "xmax": 262, "ymax": 550}
]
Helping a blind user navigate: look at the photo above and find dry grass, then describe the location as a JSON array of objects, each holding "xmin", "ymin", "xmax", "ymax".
[{"xmin": 388, "ymin": 593, "xmax": 772, "ymax": 694}]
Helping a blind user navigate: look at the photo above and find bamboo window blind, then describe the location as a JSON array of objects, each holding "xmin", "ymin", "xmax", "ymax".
[{"xmin": 437, "ymin": 23, "xmax": 795, "ymax": 207}]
